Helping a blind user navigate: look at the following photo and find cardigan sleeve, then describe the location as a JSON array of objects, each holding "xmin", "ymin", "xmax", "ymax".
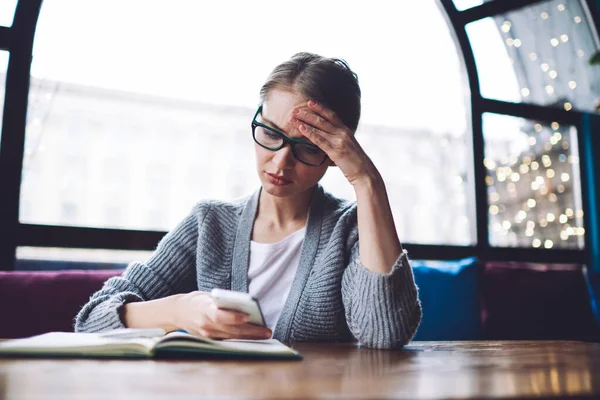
[
  {"xmin": 341, "ymin": 233, "xmax": 422, "ymax": 349},
  {"xmin": 74, "ymin": 202, "xmax": 209, "ymax": 333}
]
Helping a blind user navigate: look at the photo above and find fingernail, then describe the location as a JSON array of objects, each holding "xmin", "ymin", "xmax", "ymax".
[
  {"xmin": 290, "ymin": 117, "xmax": 298, "ymax": 123},
  {"xmin": 308, "ymin": 100, "xmax": 316, "ymax": 106},
  {"xmin": 299, "ymin": 124, "xmax": 306, "ymax": 131}
]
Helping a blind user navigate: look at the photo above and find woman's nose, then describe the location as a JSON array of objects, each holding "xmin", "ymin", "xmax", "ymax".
[{"xmin": 272, "ymin": 144, "xmax": 295, "ymax": 169}]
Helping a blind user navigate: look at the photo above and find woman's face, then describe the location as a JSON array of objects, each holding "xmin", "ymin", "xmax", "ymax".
[{"xmin": 255, "ymin": 88, "xmax": 331, "ymax": 198}]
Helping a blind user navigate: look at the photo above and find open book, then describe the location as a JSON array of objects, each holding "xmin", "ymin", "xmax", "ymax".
[{"xmin": 0, "ymin": 329, "xmax": 302, "ymax": 360}]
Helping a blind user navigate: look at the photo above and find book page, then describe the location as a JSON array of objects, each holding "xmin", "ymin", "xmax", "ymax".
[
  {"xmin": 0, "ymin": 332, "xmax": 158, "ymax": 357},
  {"xmin": 156, "ymin": 332, "xmax": 300, "ymax": 356}
]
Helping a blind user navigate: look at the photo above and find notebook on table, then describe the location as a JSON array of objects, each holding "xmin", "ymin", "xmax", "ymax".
[{"xmin": 0, "ymin": 328, "xmax": 302, "ymax": 360}]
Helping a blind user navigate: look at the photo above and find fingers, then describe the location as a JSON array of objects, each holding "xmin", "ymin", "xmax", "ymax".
[
  {"xmin": 293, "ymin": 122, "xmax": 331, "ymax": 150},
  {"xmin": 307, "ymin": 100, "xmax": 345, "ymax": 127},
  {"xmin": 208, "ymin": 303, "xmax": 250, "ymax": 326},
  {"xmin": 291, "ymin": 106, "xmax": 338, "ymax": 134},
  {"xmin": 191, "ymin": 321, "xmax": 272, "ymax": 340},
  {"xmin": 204, "ymin": 303, "xmax": 272, "ymax": 339},
  {"xmin": 217, "ymin": 323, "xmax": 273, "ymax": 340}
]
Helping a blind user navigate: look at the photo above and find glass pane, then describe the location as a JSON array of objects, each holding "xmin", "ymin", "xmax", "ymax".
[
  {"xmin": 0, "ymin": 51, "xmax": 7, "ymax": 149},
  {"xmin": 484, "ymin": 113, "xmax": 585, "ymax": 249},
  {"xmin": 453, "ymin": 0, "xmax": 483, "ymax": 11},
  {"xmin": 466, "ymin": 0, "xmax": 600, "ymax": 112},
  {"xmin": 16, "ymin": 247, "xmax": 152, "ymax": 270},
  {"xmin": 23, "ymin": 0, "xmax": 473, "ymax": 245},
  {"xmin": 0, "ymin": 0, "xmax": 18, "ymax": 27}
]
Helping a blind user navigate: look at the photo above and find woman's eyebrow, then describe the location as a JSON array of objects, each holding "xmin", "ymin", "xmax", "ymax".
[{"xmin": 260, "ymin": 116, "xmax": 285, "ymax": 132}]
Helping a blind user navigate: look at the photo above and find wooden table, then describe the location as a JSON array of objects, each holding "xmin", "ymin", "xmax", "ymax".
[{"xmin": 1, "ymin": 341, "xmax": 599, "ymax": 399}]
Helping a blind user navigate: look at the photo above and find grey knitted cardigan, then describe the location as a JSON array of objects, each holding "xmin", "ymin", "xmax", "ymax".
[{"xmin": 75, "ymin": 184, "xmax": 422, "ymax": 349}]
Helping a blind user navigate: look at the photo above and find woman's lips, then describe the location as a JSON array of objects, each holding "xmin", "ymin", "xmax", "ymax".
[{"xmin": 266, "ymin": 172, "xmax": 292, "ymax": 186}]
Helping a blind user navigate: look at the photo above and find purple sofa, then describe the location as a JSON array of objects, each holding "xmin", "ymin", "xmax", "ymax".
[
  {"xmin": 1, "ymin": 261, "xmax": 599, "ymax": 341},
  {"xmin": 0, "ymin": 270, "xmax": 122, "ymax": 339}
]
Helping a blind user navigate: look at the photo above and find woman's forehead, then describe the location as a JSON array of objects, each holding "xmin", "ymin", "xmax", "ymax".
[{"xmin": 261, "ymin": 90, "xmax": 308, "ymax": 140}]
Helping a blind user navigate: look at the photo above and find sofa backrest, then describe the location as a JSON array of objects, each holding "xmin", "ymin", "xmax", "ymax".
[
  {"xmin": 0, "ymin": 270, "xmax": 123, "ymax": 339},
  {"xmin": 481, "ymin": 262, "xmax": 600, "ymax": 342}
]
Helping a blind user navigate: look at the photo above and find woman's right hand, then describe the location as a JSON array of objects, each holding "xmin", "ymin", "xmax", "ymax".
[{"xmin": 171, "ymin": 291, "xmax": 273, "ymax": 340}]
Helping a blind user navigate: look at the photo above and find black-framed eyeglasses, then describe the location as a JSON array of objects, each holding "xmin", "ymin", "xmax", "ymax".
[{"xmin": 251, "ymin": 105, "xmax": 328, "ymax": 167}]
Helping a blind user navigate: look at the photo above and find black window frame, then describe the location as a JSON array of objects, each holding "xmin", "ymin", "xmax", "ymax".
[{"xmin": 0, "ymin": 0, "xmax": 598, "ymax": 270}]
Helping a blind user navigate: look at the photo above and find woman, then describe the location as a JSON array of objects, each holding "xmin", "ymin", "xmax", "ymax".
[{"xmin": 75, "ymin": 52, "xmax": 421, "ymax": 349}]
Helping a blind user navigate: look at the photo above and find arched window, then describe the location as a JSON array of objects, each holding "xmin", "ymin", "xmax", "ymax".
[
  {"xmin": 20, "ymin": 0, "xmax": 473, "ymax": 246},
  {"xmin": 0, "ymin": 0, "xmax": 598, "ymax": 268}
]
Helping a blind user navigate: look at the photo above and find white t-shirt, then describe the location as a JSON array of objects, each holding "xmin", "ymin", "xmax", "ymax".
[{"xmin": 248, "ymin": 226, "xmax": 306, "ymax": 330}]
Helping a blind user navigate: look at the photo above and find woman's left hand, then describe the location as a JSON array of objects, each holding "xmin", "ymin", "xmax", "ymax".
[{"xmin": 290, "ymin": 100, "xmax": 379, "ymax": 187}]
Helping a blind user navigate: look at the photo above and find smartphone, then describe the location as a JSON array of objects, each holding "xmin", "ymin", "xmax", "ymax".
[{"xmin": 210, "ymin": 288, "xmax": 266, "ymax": 327}]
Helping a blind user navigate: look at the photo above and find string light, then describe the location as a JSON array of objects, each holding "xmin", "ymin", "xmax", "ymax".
[
  {"xmin": 560, "ymin": 34, "xmax": 569, "ymax": 42},
  {"xmin": 574, "ymin": 16, "xmax": 582, "ymax": 23},
  {"xmin": 549, "ymin": 70, "xmax": 558, "ymax": 79},
  {"xmin": 529, "ymin": 52, "xmax": 538, "ymax": 61},
  {"xmin": 484, "ymin": 159, "xmax": 497, "ymax": 170},
  {"xmin": 577, "ymin": 49, "xmax": 585, "ymax": 57},
  {"xmin": 527, "ymin": 221, "xmax": 535, "ymax": 229},
  {"xmin": 564, "ymin": 102, "xmax": 573, "ymax": 111},
  {"xmin": 531, "ymin": 181, "xmax": 539, "ymax": 190},
  {"xmin": 486, "ymin": 110, "xmax": 584, "ymax": 249},
  {"xmin": 550, "ymin": 38, "xmax": 559, "ymax": 47},
  {"xmin": 542, "ymin": 155, "xmax": 552, "ymax": 167},
  {"xmin": 521, "ymin": 88, "xmax": 531, "ymax": 97},
  {"xmin": 545, "ymin": 85, "xmax": 554, "ymax": 95},
  {"xmin": 541, "ymin": 12, "xmax": 549, "ymax": 20},
  {"xmin": 513, "ymin": 39, "xmax": 522, "ymax": 48},
  {"xmin": 557, "ymin": 4, "xmax": 565, "ymax": 11},
  {"xmin": 501, "ymin": 21, "xmax": 512, "ymax": 32}
]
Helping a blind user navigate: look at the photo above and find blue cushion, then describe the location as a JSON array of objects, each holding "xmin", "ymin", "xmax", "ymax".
[{"xmin": 412, "ymin": 257, "xmax": 481, "ymax": 341}]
